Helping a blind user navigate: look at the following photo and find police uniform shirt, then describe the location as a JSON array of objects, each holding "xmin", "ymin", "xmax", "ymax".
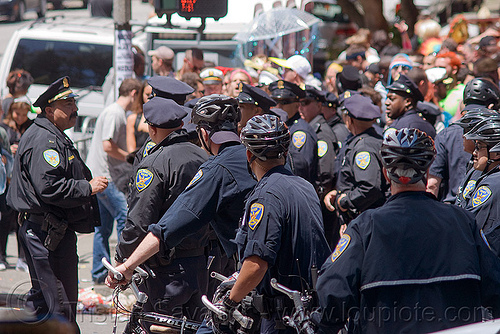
[
  {"xmin": 463, "ymin": 169, "xmax": 500, "ymax": 257},
  {"xmin": 116, "ymin": 129, "xmax": 208, "ymax": 263},
  {"xmin": 148, "ymin": 144, "xmax": 256, "ymax": 258},
  {"xmin": 389, "ymin": 108, "xmax": 437, "ymax": 139},
  {"xmin": 132, "ymin": 138, "xmax": 156, "ymax": 166},
  {"xmin": 285, "ymin": 112, "xmax": 318, "ymax": 184},
  {"xmin": 337, "ymin": 127, "xmax": 387, "ymax": 216},
  {"xmin": 316, "ymin": 191, "xmax": 500, "ymax": 333},
  {"xmin": 235, "ymin": 165, "xmax": 331, "ymax": 296},
  {"xmin": 7, "ymin": 115, "xmax": 99, "ymax": 232},
  {"xmin": 326, "ymin": 113, "xmax": 350, "ymax": 155},
  {"xmin": 429, "ymin": 124, "xmax": 471, "ymax": 203},
  {"xmin": 309, "ymin": 114, "xmax": 339, "ymax": 198},
  {"xmin": 455, "ymin": 167, "xmax": 482, "ymax": 208}
]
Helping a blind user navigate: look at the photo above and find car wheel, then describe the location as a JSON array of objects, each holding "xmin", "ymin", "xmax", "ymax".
[
  {"xmin": 38, "ymin": 0, "xmax": 47, "ymax": 18},
  {"xmin": 12, "ymin": 1, "xmax": 26, "ymax": 22}
]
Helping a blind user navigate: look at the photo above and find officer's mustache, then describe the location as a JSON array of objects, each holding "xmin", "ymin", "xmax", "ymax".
[{"xmin": 70, "ymin": 112, "xmax": 78, "ymax": 119}]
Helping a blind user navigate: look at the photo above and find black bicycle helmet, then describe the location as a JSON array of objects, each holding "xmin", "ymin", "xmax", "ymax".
[
  {"xmin": 463, "ymin": 78, "xmax": 500, "ymax": 109},
  {"xmin": 381, "ymin": 128, "xmax": 436, "ymax": 184},
  {"xmin": 191, "ymin": 94, "xmax": 241, "ymax": 130},
  {"xmin": 464, "ymin": 118, "xmax": 500, "ymax": 145},
  {"xmin": 240, "ymin": 114, "xmax": 290, "ymax": 161},
  {"xmin": 455, "ymin": 108, "xmax": 497, "ymax": 133}
]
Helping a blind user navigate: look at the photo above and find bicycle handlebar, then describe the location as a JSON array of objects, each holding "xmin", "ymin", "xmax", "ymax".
[{"xmin": 102, "ymin": 257, "xmax": 123, "ymax": 281}]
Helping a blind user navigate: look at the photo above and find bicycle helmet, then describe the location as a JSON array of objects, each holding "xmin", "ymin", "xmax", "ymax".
[
  {"xmin": 240, "ymin": 114, "xmax": 290, "ymax": 161},
  {"xmin": 191, "ymin": 94, "xmax": 241, "ymax": 129},
  {"xmin": 464, "ymin": 118, "xmax": 500, "ymax": 145},
  {"xmin": 463, "ymin": 78, "xmax": 500, "ymax": 109},
  {"xmin": 455, "ymin": 108, "xmax": 497, "ymax": 133},
  {"xmin": 381, "ymin": 128, "xmax": 436, "ymax": 184}
]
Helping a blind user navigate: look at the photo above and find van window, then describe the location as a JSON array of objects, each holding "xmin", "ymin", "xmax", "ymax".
[{"xmin": 10, "ymin": 38, "xmax": 113, "ymax": 89}]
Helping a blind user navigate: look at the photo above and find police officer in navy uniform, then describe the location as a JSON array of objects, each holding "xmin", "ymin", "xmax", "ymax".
[
  {"xmin": 324, "ymin": 94, "xmax": 388, "ymax": 226},
  {"xmin": 106, "ymin": 94, "xmax": 256, "ymax": 293},
  {"xmin": 454, "ymin": 108, "xmax": 497, "ymax": 208},
  {"xmin": 462, "ymin": 118, "xmax": 500, "ymax": 257},
  {"xmin": 115, "ymin": 96, "xmax": 209, "ymax": 320},
  {"xmin": 217, "ymin": 114, "xmax": 330, "ymax": 333},
  {"xmin": 236, "ymin": 82, "xmax": 281, "ymax": 133},
  {"xmin": 134, "ymin": 76, "xmax": 196, "ymax": 163},
  {"xmin": 7, "ymin": 77, "xmax": 108, "ymax": 331},
  {"xmin": 385, "ymin": 74, "xmax": 436, "ymax": 138},
  {"xmin": 299, "ymin": 86, "xmax": 342, "ymax": 247},
  {"xmin": 320, "ymin": 91, "xmax": 349, "ymax": 154},
  {"xmin": 269, "ymin": 80, "xmax": 318, "ymax": 184},
  {"xmin": 315, "ymin": 128, "xmax": 500, "ymax": 333}
]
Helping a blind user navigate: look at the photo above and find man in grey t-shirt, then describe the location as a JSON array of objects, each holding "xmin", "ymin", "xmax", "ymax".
[{"xmin": 86, "ymin": 78, "xmax": 142, "ymax": 283}]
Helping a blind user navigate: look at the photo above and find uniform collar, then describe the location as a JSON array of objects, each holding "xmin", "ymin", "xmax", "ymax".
[
  {"xmin": 310, "ymin": 114, "xmax": 326, "ymax": 126},
  {"xmin": 262, "ymin": 164, "xmax": 291, "ymax": 179},
  {"xmin": 386, "ymin": 190, "xmax": 436, "ymax": 203},
  {"xmin": 346, "ymin": 126, "xmax": 379, "ymax": 144},
  {"xmin": 285, "ymin": 112, "xmax": 301, "ymax": 126},
  {"xmin": 34, "ymin": 114, "xmax": 74, "ymax": 144},
  {"xmin": 148, "ymin": 129, "xmax": 189, "ymax": 155}
]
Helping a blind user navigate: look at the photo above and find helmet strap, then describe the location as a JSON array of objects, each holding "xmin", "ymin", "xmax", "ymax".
[{"xmin": 198, "ymin": 127, "xmax": 214, "ymax": 156}]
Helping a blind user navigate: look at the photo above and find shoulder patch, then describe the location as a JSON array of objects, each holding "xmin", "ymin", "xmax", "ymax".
[
  {"xmin": 463, "ymin": 180, "xmax": 476, "ymax": 198},
  {"xmin": 331, "ymin": 234, "xmax": 350, "ymax": 263},
  {"xmin": 292, "ymin": 131, "xmax": 307, "ymax": 149},
  {"xmin": 43, "ymin": 149, "xmax": 60, "ymax": 168},
  {"xmin": 318, "ymin": 140, "xmax": 328, "ymax": 157},
  {"xmin": 143, "ymin": 141, "xmax": 156, "ymax": 157},
  {"xmin": 355, "ymin": 151, "xmax": 370, "ymax": 169},
  {"xmin": 472, "ymin": 186, "xmax": 492, "ymax": 208},
  {"xmin": 248, "ymin": 203, "xmax": 264, "ymax": 230},
  {"xmin": 187, "ymin": 169, "xmax": 203, "ymax": 188},
  {"xmin": 136, "ymin": 169, "xmax": 154, "ymax": 192}
]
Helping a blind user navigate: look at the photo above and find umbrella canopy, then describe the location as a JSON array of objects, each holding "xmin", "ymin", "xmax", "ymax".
[{"xmin": 233, "ymin": 7, "xmax": 321, "ymax": 42}]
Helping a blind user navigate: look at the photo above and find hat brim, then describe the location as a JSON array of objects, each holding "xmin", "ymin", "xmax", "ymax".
[
  {"xmin": 269, "ymin": 57, "xmax": 290, "ymax": 69},
  {"xmin": 203, "ymin": 80, "xmax": 222, "ymax": 85},
  {"xmin": 210, "ymin": 131, "xmax": 240, "ymax": 144}
]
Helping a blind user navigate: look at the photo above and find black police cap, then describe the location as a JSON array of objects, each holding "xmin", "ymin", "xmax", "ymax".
[
  {"xmin": 342, "ymin": 93, "xmax": 380, "ymax": 121},
  {"xmin": 33, "ymin": 76, "xmax": 78, "ymax": 109},
  {"xmin": 387, "ymin": 74, "xmax": 424, "ymax": 102},
  {"xmin": 237, "ymin": 83, "xmax": 276, "ymax": 111},
  {"xmin": 148, "ymin": 76, "xmax": 195, "ymax": 105},
  {"xmin": 338, "ymin": 90, "xmax": 361, "ymax": 105},
  {"xmin": 143, "ymin": 96, "xmax": 188, "ymax": 129},
  {"xmin": 417, "ymin": 101, "xmax": 441, "ymax": 117},
  {"xmin": 303, "ymin": 85, "xmax": 324, "ymax": 102},
  {"xmin": 322, "ymin": 91, "xmax": 339, "ymax": 108},
  {"xmin": 268, "ymin": 80, "xmax": 305, "ymax": 101}
]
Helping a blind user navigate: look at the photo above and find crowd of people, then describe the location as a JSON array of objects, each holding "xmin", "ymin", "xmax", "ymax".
[{"xmin": 3, "ymin": 10, "xmax": 500, "ymax": 334}]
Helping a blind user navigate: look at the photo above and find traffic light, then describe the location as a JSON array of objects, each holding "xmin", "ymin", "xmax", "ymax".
[{"xmin": 154, "ymin": 0, "xmax": 228, "ymax": 20}]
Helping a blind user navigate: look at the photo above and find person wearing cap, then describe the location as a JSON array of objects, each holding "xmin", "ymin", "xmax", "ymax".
[
  {"xmin": 86, "ymin": 78, "xmax": 142, "ymax": 284},
  {"xmin": 237, "ymin": 82, "xmax": 277, "ymax": 133},
  {"xmin": 336, "ymin": 65, "xmax": 363, "ymax": 95},
  {"xmin": 324, "ymin": 62, "xmax": 343, "ymax": 94},
  {"xmin": 114, "ymin": 96, "xmax": 209, "ymax": 321},
  {"xmin": 7, "ymin": 77, "xmax": 108, "ymax": 330},
  {"xmin": 269, "ymin": 80, "xmax": 318, "ymax": 184},
  {"xmin": 148, "ymin": 46, "xmax": 175, "ymax": 77},
  {"xmin": 106, "ymin": 95, "xmax": 256, "ymax": 302},
  {"xmin": 324, "ymin": 94, "xmax": 388, "ymax": 226},
  {"xmin": 132, "ymin": 76, "xmax": 196, "ymax": 164},
  {"xmin": 387, "ymin": 53, "xmax": 413, "ymax": 85},
  {"xmin": 300, "ymin": 86, "xmax": 343, "ymax": 247},
  {"xmin": 270, "ymin": 55, "xmax": 311, "ymax": 88},
  {"xmin": 385, "ymin": 74, "xmax": 437, "ymax": 138},
  {"xmin": 200, "ymin": 67, "xmax": 224, "ymax": 95},
  {"xmin": 315, "ymin": 128, "xmax": 500, "ymax": 333},
  {"xmin": 461, "ymin": 117, "xmax": 500, "ymax": 258},
  {"xmin": 321, "ymin": 91, "xmax": 350, "ymax": 149}
]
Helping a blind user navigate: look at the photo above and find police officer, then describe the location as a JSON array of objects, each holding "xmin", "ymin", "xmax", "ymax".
[
  {"xmin": 7, "ymin": 77, "xmax": 108, "ymax": 331},
  {"xmin": 320, "ymin": 91, "xmax": 349, "ymax": 153},
  {"xmin": 462, "ymin": 118, "xmax": 500, "ymax": 257},
  {"xmin": 462, "ymin": 77, "xmax": 500, "ymax": 110},
  {"xmin": 220, "ymin": 114, "xmax": 330, "ymax": 333},
  {"xmin": 299, "ymin": 86, "xmax": 341, "ymax": 247},
  {"xmin": 269, "ymin": 80, "xmax": 318, "ymax": 184},
  {"xmin": 115, "ymin": 96, "xmax": 209, "ymax": 320},
  {"xmin": 453, "ymin": 108, "xmax": 497, "ymax": 208},
  {"xmin": 385, "ymin": 74, "xmax": 436, "ymax": 138},
  {"xmin": 106, "ymin": 94, "xmax": 256, "ymax": 292},
  {"xmin": 315, "ymin": 128, "xmax": 500, "ymax": 333},
  {"xmin": 135, "ymin": 76, "xmax": 196, "ymax": 162},
  {"xmin": 324, "ymin": 94, "xmax": 388, "ymax": 225},
  {"xmin": 237, "ymin": 82, "xmax": 278, "ymax": 133}
]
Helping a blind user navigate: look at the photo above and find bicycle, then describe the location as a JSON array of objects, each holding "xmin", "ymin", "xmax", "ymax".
[{"xmin": 102, "ymin": 258, "xmax": 201, "ymax": 334}]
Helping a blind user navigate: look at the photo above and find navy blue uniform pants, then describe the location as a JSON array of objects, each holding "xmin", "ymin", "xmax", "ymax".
[{"xmin": 18, "ymin": 219, "xmax": 79, "ymax": 331}]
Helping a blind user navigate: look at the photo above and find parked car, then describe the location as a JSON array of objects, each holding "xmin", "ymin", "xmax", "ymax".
[
  {"xmin": 0, "ymin": 0, "xmax": 47, "ymax": 22},
  {"xmin": 48, "ymin": 0, "xmax": 88, "ymax": 9}
]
